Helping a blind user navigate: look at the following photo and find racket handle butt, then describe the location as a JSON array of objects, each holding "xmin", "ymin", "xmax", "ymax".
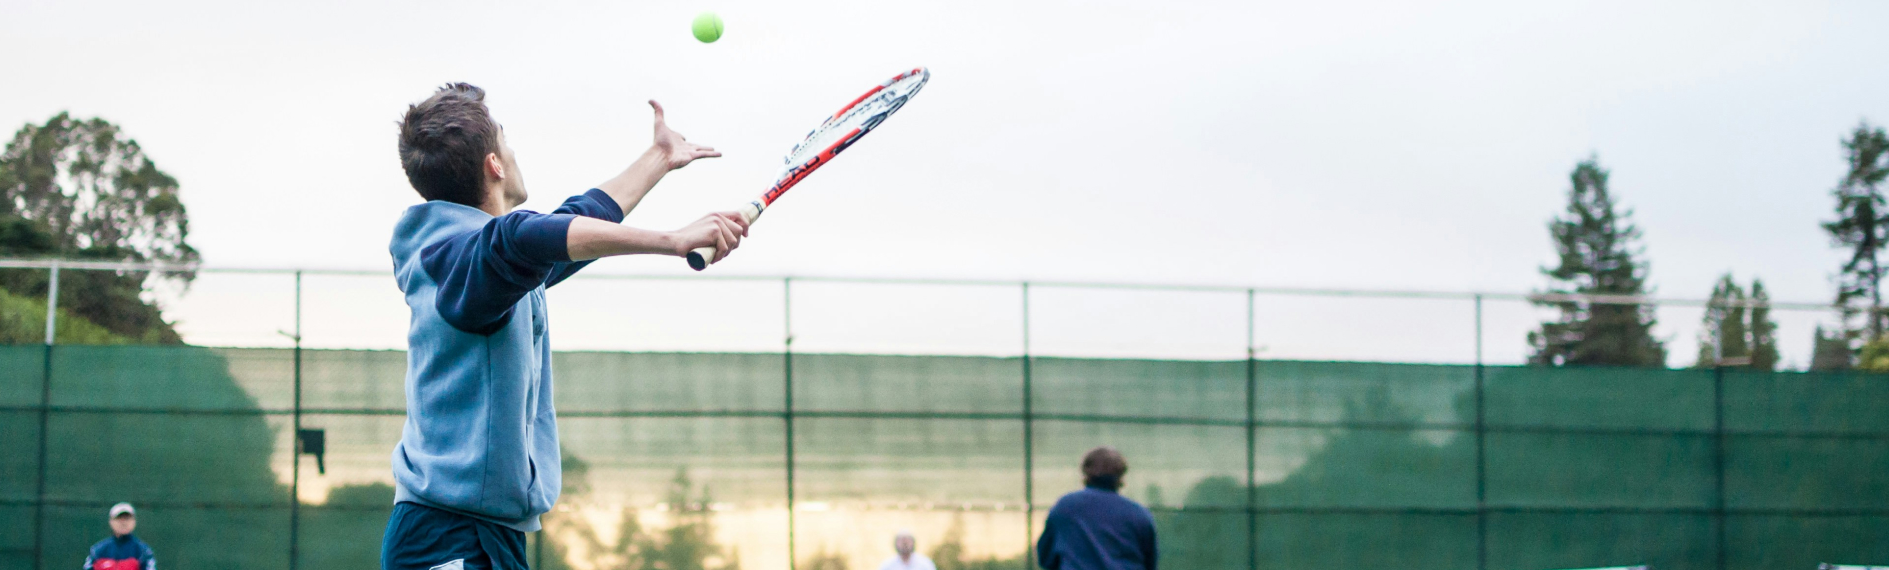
[
  {"xmin": 686, "ymin": 248, "xmax": 713, "ymax": 271},
  {"xmin": 683, "ymin": 201, "xmax": 764, "ymax": 271}
]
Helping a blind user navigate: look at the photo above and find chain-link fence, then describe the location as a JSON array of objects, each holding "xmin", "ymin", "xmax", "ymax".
[{"xmin": 1, "ymin": 260, "xmax": 1885, "ymax": 570}]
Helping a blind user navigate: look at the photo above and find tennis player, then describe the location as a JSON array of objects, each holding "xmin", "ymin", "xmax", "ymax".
[
  {"xmin": 381, "ymin": 83, "xmax": 747, "ymax": 570},
  {"xmin": 1036, "ymin": 447, "xmax": 1158, "ymax": 570}
]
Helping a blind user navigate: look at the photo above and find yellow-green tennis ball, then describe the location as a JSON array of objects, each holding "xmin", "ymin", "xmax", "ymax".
[{"xmin": 692, "ymin": 12, "xmax": 723, "ymax": 43}]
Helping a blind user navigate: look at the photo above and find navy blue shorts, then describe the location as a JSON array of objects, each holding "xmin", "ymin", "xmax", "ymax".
[{"xmin": 381, "ymin": 502, "xmax": 528, "ymax": 570}]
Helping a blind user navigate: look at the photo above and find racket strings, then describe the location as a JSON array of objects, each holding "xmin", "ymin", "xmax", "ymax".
[{"xmin": 783, "ymin": 76, "xmax": 927, "ymax": 167}]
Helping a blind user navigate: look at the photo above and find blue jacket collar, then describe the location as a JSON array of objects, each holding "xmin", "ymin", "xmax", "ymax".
[{"xmin": 390, "ymin": 200, "xmax": 493, "ymax": 263}]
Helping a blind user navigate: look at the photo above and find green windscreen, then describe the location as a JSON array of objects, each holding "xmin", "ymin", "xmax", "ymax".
[{"xmin": 2, "ymin": 346, "xmax": 1886, "ymax": 570}]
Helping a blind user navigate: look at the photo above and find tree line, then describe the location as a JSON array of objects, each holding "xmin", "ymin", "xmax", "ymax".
[
  {"xmin": 1528, "ymin": 122, "xmax": 1889, "ymax": 371},
  {"xmin": 0, "ymin": 112, "xmax": 196, "ymax": 343},
  {"xmin": 7, "ymin": 110, "xmax": 1889, "ymax": 372}
]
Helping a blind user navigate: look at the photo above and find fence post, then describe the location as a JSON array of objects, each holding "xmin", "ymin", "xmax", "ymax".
[
  {"xmin": 43, "ymin": 261, "xmax": 58, "ymax": 346},
  {"xmin": 1474, "ymin": 294, "xmax": 1487, "ymax": 570},
  {"xmin": 1713, "ymin": 364, "xmax": 1727, "ymax": 570},
  {"xmin": 290, "ymin": 271, "xmax": 303, "ymax": 570},
  {"xmin": 32, "ymin": 261, "xmax": 59, "ymax": 570},
  {"xmin": 784, "ymin": 277, "xmax": 796, "ymax": 570},
  {"xmin": 1245, "ymin": 288, "xmax": 1258, "ymax": 570},
  {"xmin": 1021, "ymin": 282, "xmax": 1034, "ymax": 570}
]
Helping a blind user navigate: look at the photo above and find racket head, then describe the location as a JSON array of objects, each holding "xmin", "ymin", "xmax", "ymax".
[
  {"xmin": 689, "ymin": 68, "xmax": 929, "ymax": 271},
  {"xmin": 760, "ymin": 67, "xmax": 929, "ymax": 206}
]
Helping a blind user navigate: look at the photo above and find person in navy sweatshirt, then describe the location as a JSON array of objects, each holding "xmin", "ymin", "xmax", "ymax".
[
  {"xmin": 84, "ymin": 503, "xmax": 154, "ymax": 570},
  {"xmin": 1036, "ymin": 447, "xmax": 1158, "ymax": 570},
  {"xmin": 381, "ymin": 83, "xmax": 748, "ymax": 570}
]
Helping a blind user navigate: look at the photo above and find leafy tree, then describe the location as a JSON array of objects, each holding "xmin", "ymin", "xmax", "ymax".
[
  {"xmin": 0, "ymin": 285, "xmax": 130, "ymax": 344},
  {"xmin": 1529, "ymin": 156, "xmax": 1666, "ymax": 367},
  {"xmin": 1860, "ymin": 338, "xmax": 1889, "ymax": 372},
  {"xmin": 1693, "ymin": 275, "xmax": 1777, "ymax": 370},
  {"xmin": 0, "ymin": 112, "xmax": 198, "ymax": 343},
  {"xmin": 1824, "ymin": 122, "xmax": 1889, "ymax": 343}
]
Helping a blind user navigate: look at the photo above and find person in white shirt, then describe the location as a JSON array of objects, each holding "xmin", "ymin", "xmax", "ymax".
[{"xmin": 877, "ymin": 530, "xmax": 936, "ymax": 570}]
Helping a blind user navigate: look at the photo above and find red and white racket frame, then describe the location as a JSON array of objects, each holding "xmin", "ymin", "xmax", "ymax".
[{"xmin": 687, "ymin": 67, "xmax": 930, "ymax": 270}]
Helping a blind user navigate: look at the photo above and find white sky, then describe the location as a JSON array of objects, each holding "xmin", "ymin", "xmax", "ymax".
[{"xmin": 4, "ymin": 0, "xmax": 1888, "ymax": 366}]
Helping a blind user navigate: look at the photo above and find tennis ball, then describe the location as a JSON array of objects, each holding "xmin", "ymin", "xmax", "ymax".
[{"xmin": 692, "ymin": 12, "xmax": 723, "ymax": 43}]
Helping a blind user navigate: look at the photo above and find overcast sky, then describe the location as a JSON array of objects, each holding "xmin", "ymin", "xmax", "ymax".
[{"xmin": 4, "ymin": 0, "xmax": 1888, "ymax": 366}]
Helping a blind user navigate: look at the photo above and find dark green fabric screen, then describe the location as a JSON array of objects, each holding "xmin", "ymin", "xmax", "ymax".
[{"xmin": 3, "ymin": 346, "xmax": 1886, "ymax": 570}]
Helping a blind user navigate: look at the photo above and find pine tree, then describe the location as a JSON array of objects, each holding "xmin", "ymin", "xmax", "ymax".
[
  {"xmin": 1694, "ymin": 274, "xmax": 1778, "ymax": 370},
  {"xmin": 1529, "ymin": 157, "xmax": 1666, "ymax": 367},
  {"xmin": 1749, "ymin": 280, "xmax": 1779, "ymax": 371},
  {"xmin": 1824, "ymin": 122, "xmax": 1889, "ymax": 343},
  {"xmin": 1695, "ymin": 275, "xmax": 1748, "ymax": 367}
]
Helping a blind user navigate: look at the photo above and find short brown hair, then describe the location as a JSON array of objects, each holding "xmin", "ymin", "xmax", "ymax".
[
  {"xmin": 1081, "ymin": 446, "xmax": 1128, "ymax": 490},
  {"xmin": 398, "ymin": 83, "xmax": 499, "ymax": 207}
]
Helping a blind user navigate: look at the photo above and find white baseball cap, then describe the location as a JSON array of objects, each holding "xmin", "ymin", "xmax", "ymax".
[{"xmin": 108, "ymin": 503, "xmax": 135, "ymax": 518}]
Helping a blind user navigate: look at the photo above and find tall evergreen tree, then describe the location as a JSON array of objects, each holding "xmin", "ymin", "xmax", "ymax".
[
  {"xmin": 1529, "ymin": 156, "xmax": 1666, "ymax": 367},
  {"xmin": 1696, "ymin": 275, "xmax": 1749, "ymax": 367},
  {"xmin": 1823, "ymin": 122, "xmax": 1889, "ymax": 344},
  {"xmin": 1694, "ymin": 274, "xmax": 1778, "ymax": 370},
  {"xmin": 1749, "ymin": 280, "xmax": 1779, "ymax": 371}
]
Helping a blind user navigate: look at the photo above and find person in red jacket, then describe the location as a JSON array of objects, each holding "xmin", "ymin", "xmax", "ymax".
[{"xmin": 83, "ymin": 503, "xmax": 154, "ymax": 570}]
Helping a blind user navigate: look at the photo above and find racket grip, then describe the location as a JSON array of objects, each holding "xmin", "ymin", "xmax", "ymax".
[{"xmin": 686, "ymin": 201, "xmax": 764, "ymax": 271}]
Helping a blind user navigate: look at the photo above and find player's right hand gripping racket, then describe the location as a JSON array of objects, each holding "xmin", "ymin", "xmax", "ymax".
[{"xmin": 687, "ymin": 67, "xmax": 930, "ymax": 270}]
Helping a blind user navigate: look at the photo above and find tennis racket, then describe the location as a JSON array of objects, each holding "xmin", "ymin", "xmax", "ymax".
[{"xmin": 687, "ymin": 66, "xmax": 930, "ymax": 270}]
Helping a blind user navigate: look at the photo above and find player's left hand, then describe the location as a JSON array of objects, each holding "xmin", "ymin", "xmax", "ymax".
[{"xmin": 650, "ymin": 100, "xmax": 721, "ymax": 170}]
